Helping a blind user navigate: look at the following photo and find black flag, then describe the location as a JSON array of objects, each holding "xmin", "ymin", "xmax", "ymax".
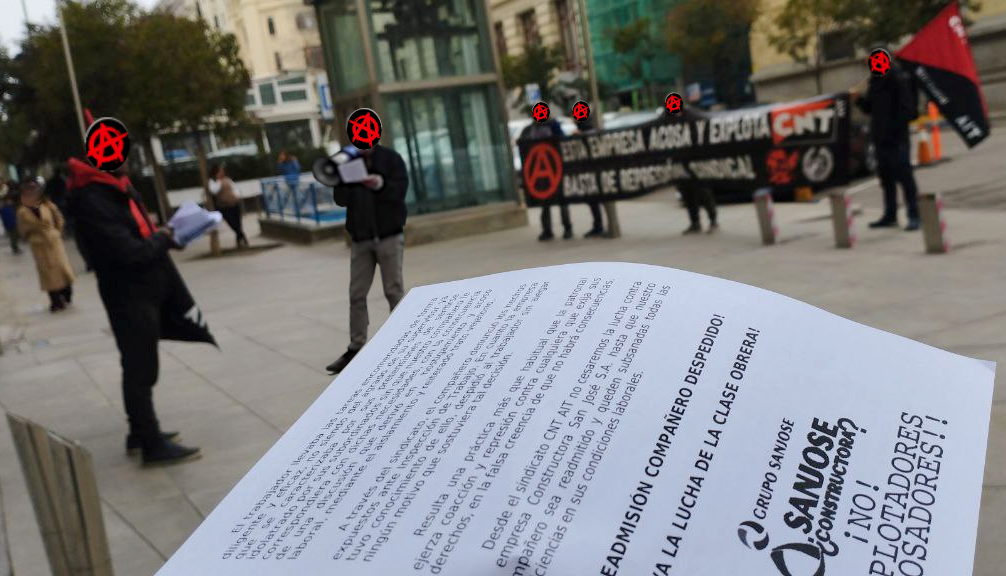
[
  {"xmin": 160, "ymin": 259, "xmax": 217, "ymax": 347},
  {"xmin": 897, "ymin": 1, "xmax": 990, "ymax": 147}
]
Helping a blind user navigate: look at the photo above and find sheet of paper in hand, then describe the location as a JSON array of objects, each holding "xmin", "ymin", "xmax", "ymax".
[
  {"xmin": 157, "ymin": 263, "xmax": 995, "ymax": 576},
  {"xmin": 168, "ymin": 200, "xmax": 223, "ymax": 247},
  {"xmin": 337, "ymin": 158, "xmax": 369, "ymax": 183}
]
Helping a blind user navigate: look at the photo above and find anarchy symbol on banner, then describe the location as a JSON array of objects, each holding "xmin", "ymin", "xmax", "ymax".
[
  {"xmin": 532, "ymin": 101, "xmax": 550, "ymax": 123},
  {"xmin": 85, "ymin": 117, "xmax": 131, "ymax": 172},
  {"xmin": 522, "ymin": 143, "xmax": 562, "ymax": 201},
  {"xmin": 571, "ymin": 101, "xmax": 590, "ymax": 123},
  {"xmin": 869, "ymin": 48, "xmax": 891, "ymax": 76},
  {"xmin": 665, "ymin": 92, "xmax": 683, "ymax": 114},
  {"xmin": 347, "ymin": 108, "xmax": 383, "ymax": 149}
]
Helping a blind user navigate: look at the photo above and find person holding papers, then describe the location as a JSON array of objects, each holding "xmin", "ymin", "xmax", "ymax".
[
  {"xmin": 208, "ymin": 164, "xmax": 249, "ymax": 248},
  {"xmin": 68, "ymin": 158, "xmax": 213, "ymax": 466},
  {"xmin": 325, "ymin": 144, "xmax": 409, "ymax": 375}
]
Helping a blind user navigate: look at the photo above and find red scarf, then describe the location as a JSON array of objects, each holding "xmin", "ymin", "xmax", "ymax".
[{"xmin": 67, "ymin": 158, "xmax": 154, "ymax": 238}]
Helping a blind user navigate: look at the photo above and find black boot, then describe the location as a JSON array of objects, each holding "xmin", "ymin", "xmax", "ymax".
[
  {"xmin": 142, "ymin": 437, "xmax": 201, "ymax": 466},
  {"xmin": 126, "ymin": 430, "xmax": 180, "ymax": 455},
  {"xmin": 538, "ymin": 230, "xmax": 555, "ymax": 241},
  {"xmin": 326, "ymin": 348, "xmax": 359, "ymax": 375},
  {"xmin": 904, "ymin": 218, "xmax": 920, "ymax": 231},
  {"xmin": 682, "ymin": 222, "xmax": 702, "ymax": 235},
  {"xmin": 868, "ymin": 216, "xmax": 898, "ymax": 229}
]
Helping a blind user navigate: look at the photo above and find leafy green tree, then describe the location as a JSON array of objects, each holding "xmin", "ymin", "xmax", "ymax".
[
  {"xmin": 1, "ymin": 0, "xmax": 138, "ymax": 166},
  {"xmin": 607, "ymin": 17, "xmax": 661, "ymax": 109},
  {"xmin": 768, "ymin": 0, "xmax": 981, "ymax": 94},
  {"xmin": 0, "ymin": 0, "xmax": 250, "ymax": 251},
  {"xmin": 121, "ymin": 11, "xmax": 250, "ymax": 226},
  {"xmin": 665, "ymin": 0, "xmax": 759, "ymax": 107},
  {"xmin": 500, "ymin": 44, "xmax": 565, "ymax": 116}
]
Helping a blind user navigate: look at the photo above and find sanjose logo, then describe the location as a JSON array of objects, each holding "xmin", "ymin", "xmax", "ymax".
[
  {"xmin": 770, "ymin": 100, "xmax": 837, "ymax": 145},
  {"xmin": 738, "ymin": 522, "xmax": 826, "ymax": 576},
  {"xmin": 736, "ymin": 417, "xmax": 863, "ymax": 576}
]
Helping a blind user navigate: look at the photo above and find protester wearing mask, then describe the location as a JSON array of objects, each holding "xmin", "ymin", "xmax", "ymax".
[
  {"xmin": 325, "ymin": 145, "xmax": 409, "ymax": 375},
  {"xmin": 68, "ymin": 158, "xmax": 214, "ymax": 465}
]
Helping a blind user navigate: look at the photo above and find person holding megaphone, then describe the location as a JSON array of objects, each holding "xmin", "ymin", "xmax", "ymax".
[{"xmin": 314, "ymin": 142, "xmax": 409, "ymax": 375}]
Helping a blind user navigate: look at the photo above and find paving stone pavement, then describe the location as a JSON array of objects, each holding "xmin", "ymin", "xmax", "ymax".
[{"xmin": 1, "ymin": 131, "xmax": 1005, "ymax": 575}]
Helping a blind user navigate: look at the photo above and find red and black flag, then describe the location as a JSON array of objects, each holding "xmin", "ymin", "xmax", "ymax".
[{"xmin": 896, "ymin": 1, "xmax": 989, "ymax": 147}]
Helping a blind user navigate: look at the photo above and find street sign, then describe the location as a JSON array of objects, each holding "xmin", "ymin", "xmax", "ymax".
[{"xmin": 317, "ymin": 72, "xmax": 334, "ymax": 120}]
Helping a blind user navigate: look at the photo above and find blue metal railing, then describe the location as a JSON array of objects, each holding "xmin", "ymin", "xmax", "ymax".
[{"xmin": 260, "ymin": 175, "xmax": 346, "ymax": 225}]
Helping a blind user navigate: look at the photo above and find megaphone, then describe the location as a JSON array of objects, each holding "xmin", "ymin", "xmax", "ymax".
[{"xmin": 312, "ymin": 145, "xmax": 362, "ymax": 187}]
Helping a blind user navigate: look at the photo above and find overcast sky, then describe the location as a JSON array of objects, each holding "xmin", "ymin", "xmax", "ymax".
[{"xmin": 1, "ymin": 0, "xmax": 162, "ymax": 53}]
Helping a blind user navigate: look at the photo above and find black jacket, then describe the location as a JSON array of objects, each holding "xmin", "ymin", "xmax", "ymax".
[
  {"xmin": 69, "ymin": 180, "xmax": 216, "ymax": 345},
  {"xmin": 69, "ymin": 182, "xmax": 175, "ymax": 300},
  {"xmin": 856, "ymin": 64, "xmax": 918, "ymax": 147},
  {"xmin": 332, "ymin": 145, "xmax": 409, "ymax": 242}
]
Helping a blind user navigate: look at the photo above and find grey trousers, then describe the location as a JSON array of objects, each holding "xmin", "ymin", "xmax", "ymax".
[{"xmin": 349, "ymin": 233, "xmax": 405, "ymax": 350}]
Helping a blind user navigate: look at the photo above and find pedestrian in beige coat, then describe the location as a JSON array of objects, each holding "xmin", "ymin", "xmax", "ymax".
[{"xmin": 17, "ymin": 179, "xmax": 75, "ymax": 312}]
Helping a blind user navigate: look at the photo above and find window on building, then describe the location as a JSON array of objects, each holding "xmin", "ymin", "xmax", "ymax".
[
  {"xmin": 319, "ymin": 0, "xmax": 369, "ymax": 94},
  {"xmin": 369, "ymin": 0, "xmax": 491, "ymax": 82},
  {"xmin": 214, "ymin": 15, "xmax": 220, "ymax": 29},
  {"xmin": 553, "ymin": 0, "xmax": 577, "ymax": 66},
  {"xmin": 519, "ymin": 10, "xmax": 538, "ymax": 47},
  {"xmin": 275, "ymin": 51, "xmax": 283, "ymax": 71},
  {"xmin": 245, "ymin": 90, "xmax": 256, "ymax": 107},
  {"xmin": 267, "ymin": 16, "xmax": 276, "ymax": 35},
  {"xmin": 820, "ymin": 30, "xmax": 856, "ymax": 62},
  {"xmin": 259, "ymin": 83, "xmax": 277, "ymax": 106},
  {"xmin": 494, "ymin": 22, "xmax": 507, "ymax": 58},
  {"xmin": 277, "ymin": 75, "xmax": 306, "ymax": 86},
  {"xmin": 280, "ymin": 89, "xmax": 309, "ymax": 102}
]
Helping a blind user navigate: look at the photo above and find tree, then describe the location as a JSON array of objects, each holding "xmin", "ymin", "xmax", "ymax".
[
  {"xmin": 767, "ymin": 0, "xmax": 981, "ymax": 94},
  {"xmin": 121, "ymin": 11, "xmax": 251, "ymax": 230},
  {"xmin": 500, "ymin": 44, "xmax": 565, "ymax": 116},
  {"xmin": 607, "ymin": 18, "xmax": 661, "ymax": 109},
  {"xmin": 0, "ymin": 0, "xmax": 250, "ymax": 254},
  {"xmin": 0, "ymin": 47, "xmax": 32, "ymax": 174},
  {"xmin": 2, "ymin": 0, "xmax": 139, "ymax": 166},
  {"xmin": 665, "ymin": 0, "xmax": 759, "ymax": 107}
]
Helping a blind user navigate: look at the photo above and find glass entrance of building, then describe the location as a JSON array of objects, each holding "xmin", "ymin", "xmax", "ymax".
[{"xmin": 316, "ymin": 0, "xmax": 515, "ymax": 215}]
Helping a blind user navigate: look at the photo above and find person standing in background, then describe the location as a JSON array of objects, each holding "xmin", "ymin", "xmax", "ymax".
[
  {"xmin": 520, "ymin": 118, "xmax": 572, "ymax": 241},
  {"xmin": 277, "ymin": 150, "xmax": 301, "ymax": 192},
  {"xmin": 325, "ymin": 144, "xmax": 409, "ymax": 375},
  {"xmin": 855, "ymin": 54, "xmax": 920, "ymax": 231},
  {"xmin": 0, "ymin": 179, "xmax": 20, "ymax": 254},
  {"xmin": 208, "ymin": 164, "xmax": 249, "ymax": 248},
  {"xmin": 16, "ymin": 178, "xmax": 75, "ymax": 312},
  {"xmin": 678, "ymin": 184, "xmax": 718, "ymax": 235}
]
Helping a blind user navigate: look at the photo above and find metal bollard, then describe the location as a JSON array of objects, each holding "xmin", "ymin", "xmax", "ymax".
[
  {"xmin": 753, "ymin": 188, "xmax": 777, "ymax": 245},
  {"xmin": 829, "ymin": 189, "xmax": 855, "ymax": 248},
  {"xmin": 919, "ymin": 192, "xmax": 949, "ymax": 253}
]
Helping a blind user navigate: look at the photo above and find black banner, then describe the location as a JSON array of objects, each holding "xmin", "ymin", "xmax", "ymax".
[
  {"xmin": 518, "ymin": 93, "xmax": 852, "ymax": 206},
  {"xmin": 897, "ymin": 1, "xmax": 990, "ymax": 148}
]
